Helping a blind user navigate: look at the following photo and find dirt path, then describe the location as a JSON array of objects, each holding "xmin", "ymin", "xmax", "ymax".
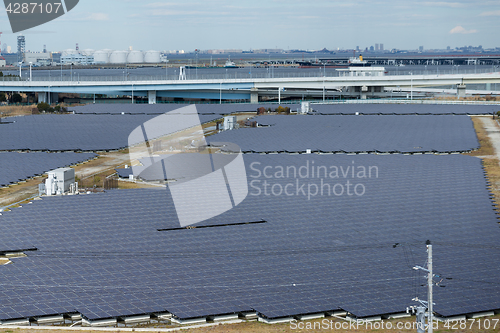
[{"xmin": 479, "ymin": 117, "xmax": 500, "ymax": 161}]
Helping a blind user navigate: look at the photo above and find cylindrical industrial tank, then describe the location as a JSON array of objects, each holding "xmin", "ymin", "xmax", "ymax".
[
  {"xmin": 144, "ymin": 50, "xmax": 161, "ymax": 63},
  {"xmin": 62, "ymin": 48, "xmax": 77, "ymax": 56},
  {"xmin": 93, "ymin": 50, "xmax": 109, "ymax": 64},
  {"xmin": 81, "ymin": 49, "xmax": 95, "ymax": 56},
  {"xmin": 127, "ymin": 50, "xmax": 144, "ymax": 63},
  {"xmin": 109, "ymin": 51, "xmax": 128, "ymax": 64},
  {"xmin": 102, "ymin": 49, "xmax": 114, "ymax": 58}
]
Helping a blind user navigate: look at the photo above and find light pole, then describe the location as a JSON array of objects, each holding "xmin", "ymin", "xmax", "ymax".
[
  {"xmin": 195, "ymin": 50, "xmax": 198, "ymax": 80},
  {"xmin": 70, "ymin": 64, "xmax": 73, "ymax": 81},
  {"xmin": 410, "ymin": 72, "xmax": 413, "ymax": 100},
  {"xmin": 18, "ymin": 62, "xmax": 22, "ymax": 79},
  {"xmin": 29, "ymin": 62, "xmax": 32, "ymax": 81}
]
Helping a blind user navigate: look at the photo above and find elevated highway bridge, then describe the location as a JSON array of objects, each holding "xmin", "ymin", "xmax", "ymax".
[{"xmin": 0, "ymin": 71, "xmax": 499, "ymax": 104}]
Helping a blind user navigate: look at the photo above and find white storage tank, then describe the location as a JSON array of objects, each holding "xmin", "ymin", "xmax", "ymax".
[
  {"xmin": 93, "ymin": 50, "xmax": 109, "ymax": 64},
  {"xmin": 144, "ymin": 50, "xmax": 161, "ymax": 63},
  {"xmin": 62, "ymin": 48, "xmax": 77, "ymax": 56},
  {"xmin": 102, "ymin": 49, "xmax": 114, "ymax": 59},
  {"xmin": 109, "ymin": 50, "xmax": 128, "ymax": 64},
  {"xmin": 127, "ymin": 50, "xmax": 144, "ymax": 63},
  {"xmin": 81, "ymin": 49, "xmax": 95, "ymax": 56}
]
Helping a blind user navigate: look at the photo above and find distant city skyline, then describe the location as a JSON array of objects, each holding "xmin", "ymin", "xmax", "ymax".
[{"xmin": 0, "ymin": 0, "xmax": 498, "ymax": 53}]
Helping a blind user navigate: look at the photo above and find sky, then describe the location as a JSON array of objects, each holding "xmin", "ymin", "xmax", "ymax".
[{"xmin": 0, "ymin": 0, "xmax": 499, "ymax": 53}]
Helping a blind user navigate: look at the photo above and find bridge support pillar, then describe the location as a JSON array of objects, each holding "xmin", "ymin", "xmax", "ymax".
[
  {"xmin": 361, "ymin": 85, "xmax": 368, "ymax": 100},
  {"xmin": 457, "ymin": 84, "xmax": 466, "ymax": 98},
  {"xmin": 37, "ymin": 92, "xmax": 48, "ymax": 103},
  {"xmin": 37, "ymin": 92, "xmax": 58, "ymax": 104},
  {"xmin": 250, "ymin": 88, "xmax": 259, "ymax": 104},
  {"xmin": 148, "ymin": 90, "xmax": 157, "ymax": 104}
]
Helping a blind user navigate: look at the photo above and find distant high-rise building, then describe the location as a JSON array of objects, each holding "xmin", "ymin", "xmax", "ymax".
[
  {"xmin": 356, "ymin": 46, "xmax": 360, "ymax": 52},
  {"xmin": 375, "ymin": 43, "xmax": 379, "ymax": 51},
  {"xmin": 419, "ymin": 46, "xmax": 424, "ymax": 52},
  {"xmin": 17, "ymin": 35, "xmax": 25, "ymax": 63},
  {"xmin": 43, "ymin": 44, "xmax": 47, "ymax": 53},
  {"xmin": 369, "ymin": 45, "xmax": 374, "ymax": 52},
  {"xmin": 380, "ymin": 43, "xmax": 384, "ymax": 51},
  {"xmin": 7, "ymin": 45, "xmax": 12, "ymax": 53},
  {"xmin": 447, "ymin": 46, "xmax": 451, "ymax": 51},
  {"xmin": 2, "ymin": 44, "xmax": 6, "ymax": 54}
]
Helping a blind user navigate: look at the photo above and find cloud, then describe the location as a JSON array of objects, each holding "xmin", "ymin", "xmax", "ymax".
[
  {"xmin": 144, "ymin": 2, "xmax": 187, "ymax": 8},
  {"xmin": 422, "ymin": 1, "xmax": 466, "ymax": 8},
  {"xmin": 480, "ymin": 10, "xmax": 500, "ymax": 16},
  {"xmin": 449, "ymin": 25, "xmax": 477, "ymax": 34},
  {"xmin": 85, "ymin": 13, "xmax": 109, "ymax": 21}
]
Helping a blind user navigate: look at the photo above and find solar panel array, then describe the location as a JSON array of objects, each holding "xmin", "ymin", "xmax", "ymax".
[
  {"xmin": 208, "ymin": 115, "xmax": 480, "ymax": 153},
  {"xmin": 0, "ymin": 154, "xmax": 498, "ymax": 321},
  {"xmin": 69, "ymin": 103, "xmax": 299, "ymax": 115},
  {"xmin": 311, "ymin": 103, "xmax": 499, "ymax": 115},
  {"xmin": 0, "ymin": 114, "xmax": 222, "ymax": 151},
  {"xmin": 0, "ymin": 152, "xmax": 97, "ymax": 187}
]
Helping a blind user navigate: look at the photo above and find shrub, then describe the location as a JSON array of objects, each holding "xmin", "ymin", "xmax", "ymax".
[
  {"xmin": 11, "ymin": 93, "xmax": 22, "ymax": 104},
  {"xmin": 37, "ymin": 102, "xmax": 51, "ymax": 112}
]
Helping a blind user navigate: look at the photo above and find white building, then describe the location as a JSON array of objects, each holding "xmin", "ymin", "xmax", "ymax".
[
  {"xmin": 61, "ymin": 53, "xmax": 94, "ymax": 65},
  {"xmin": 24, "ymin": 52, "xmax": 52, "ymax": 66}
]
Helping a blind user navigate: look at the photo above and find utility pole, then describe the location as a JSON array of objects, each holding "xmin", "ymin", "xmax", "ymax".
[
  {"xmin": 427, "ymin": 240, "xmax": 433, "ymax": 333},
  {"xmin": 407, "ymin": 240, "xmax": 434, "ymax": 333}
]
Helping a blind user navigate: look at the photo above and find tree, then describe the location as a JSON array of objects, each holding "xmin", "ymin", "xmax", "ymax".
[
  {"xmin": 11, "ymin": 93, "xmax": 22, "ymax": 104},
  {"xmin": 275, "ymin": 106, "xmax": 290, "ymax": 114},
  {"xmin": 0, "ymin": 92, "xmax": 6, "ymax": 102},
  {"xmin": 37, "ymin": 102, "xmax": 50, "ymax": 112},
  {"xmin": 257, "ymin": 107, "xmax": 266, "ymax": 115}
]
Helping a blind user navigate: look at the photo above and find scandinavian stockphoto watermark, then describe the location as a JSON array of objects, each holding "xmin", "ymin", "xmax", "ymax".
[
  {"xmin": 249, "ymin": 160, "xmax": 379, "ymax": 199},
  {"xmin": 290, "ymin": 318, "xmax": 500, "ymax": 331},
  {"xmin": 127, "ymin": 105, "xmax": 248, "ymax": 228},
  {"xmin": 4, "ymin": 0, "xmax": 79, "ymax": 33}
]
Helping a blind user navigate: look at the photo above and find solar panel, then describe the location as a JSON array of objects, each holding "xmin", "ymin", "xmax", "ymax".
[
  {"xmin": 0, "ymin": 152, "xmax": 97, "ymax": 187},
  {"xmin": 0, "ymin": 154, "xmax": 498, "ymax": 321},
  {"xmin": 69, "ymin": 103, "xmax": 299, "ymax": 115},
  {"xmin": 311, "ymin": 103, "xmax": 499, "ymax": 115},
  {"xmin": 208, "ymin": 115, "xmax": 480, "ymax": 153},
  {"xmin": 0, "ymin": 114, "xmax": 222, "ymax": 151}
]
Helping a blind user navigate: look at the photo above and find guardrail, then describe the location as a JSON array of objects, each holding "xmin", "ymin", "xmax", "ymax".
[{"xmin": 3, "ymin": 67, "xmax": 500, "ymax": 82}]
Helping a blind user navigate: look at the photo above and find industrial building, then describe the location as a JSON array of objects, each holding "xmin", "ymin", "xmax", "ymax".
[
  {"xmin": 60, "ymin": 53, "xmax": 94, "ymax": 65},
  {"xmin": 24, "ymin": 52, "xmax": 52, "ymax": 66}
]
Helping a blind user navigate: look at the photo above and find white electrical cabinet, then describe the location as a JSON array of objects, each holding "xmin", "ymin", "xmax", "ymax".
[{"xmin": 45, "ymin": 168, "xmax": 76, "ymax": 196}]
